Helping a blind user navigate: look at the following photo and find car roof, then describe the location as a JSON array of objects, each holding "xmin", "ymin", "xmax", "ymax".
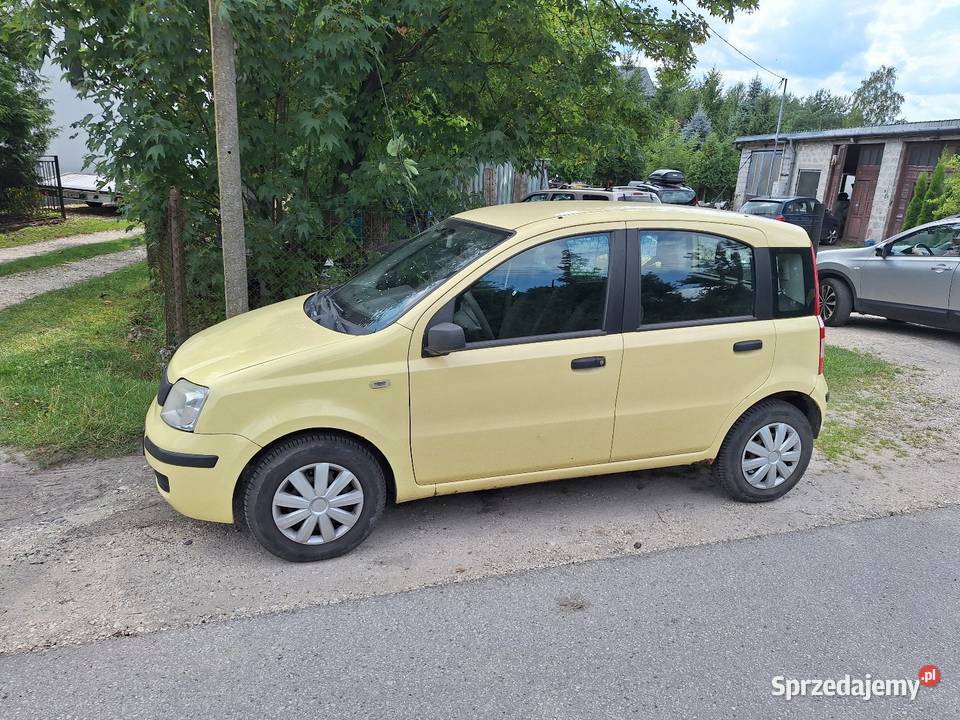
[
  {"xmin": 453, "ymin": 202, "xmax": 812, "ymax": 247},
  {"xmin": 747, "ymin": 196, "xmax": 815, "ymax": 203}
]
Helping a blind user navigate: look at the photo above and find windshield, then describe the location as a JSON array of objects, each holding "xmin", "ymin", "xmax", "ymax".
[
  {"xmin": 741, "ymin": 200, "xmax": 782, "ymax": 217},
  {"xmin": 306, "ymin": 219, "xmax": 512, "ymax": 334}
]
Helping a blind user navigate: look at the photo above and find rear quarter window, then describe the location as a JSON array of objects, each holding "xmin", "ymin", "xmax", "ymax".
[{"xmin": 773, "ymin": 248, "xmax": 816, "ymax": 317}]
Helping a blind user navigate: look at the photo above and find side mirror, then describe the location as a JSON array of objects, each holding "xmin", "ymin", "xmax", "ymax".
[
  {"xmin": 425, "ymin": 322, "xmax": 466, "ymax": 356},
  {"xmin": 875, "ymin": 244, "xmax": 890, "ymax": 257}
]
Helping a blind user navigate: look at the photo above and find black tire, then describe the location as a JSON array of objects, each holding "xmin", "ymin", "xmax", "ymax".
[
  {"xmin": 85, "ymin": 201, "xmax": 104, "ymax": 207},
  {"xmin": 820, "ymin": 228, "xmax": 840, "ymax": 245},
  {"xmin": 819, "ymin": 277, "xmax": 852, "ymax": 327},
  {"xmin": 243, "ymin": 433, "xmax": 386, "ymax": 562},
  {"xmin": 713, "ymin": 400, "xmax": 814, "ymax": 503}
]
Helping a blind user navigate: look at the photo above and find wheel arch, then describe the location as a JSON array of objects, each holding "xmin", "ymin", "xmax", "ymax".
[
  {"xmin": 818, "ymin": 268, "xmax": 858, "ymax": 304},
  {"xmin": 232, "ymin": 427, "xmax": 398, "ymax": 524}
]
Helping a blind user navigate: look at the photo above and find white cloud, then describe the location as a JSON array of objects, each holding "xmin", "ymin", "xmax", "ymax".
[{"xmin": 646, "ymin": 0, "xmax": 960, "ymax": 121}]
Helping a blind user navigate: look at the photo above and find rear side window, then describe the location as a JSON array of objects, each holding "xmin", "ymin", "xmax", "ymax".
[
  {"xmin": 741, "ymin": 200, "xmax": 782, "ymax": 217},
  {"xmin": 658, "ymin": 187, "xmax": 696, "ymax": 204},
  {"xmin": 582, "ymin": 194, "xmax": 610, "ymax": 201},
  {"xmin": 774, "ymin": 249, "xmax": 816, "ymax": 317},
  {"xmin": 639, "ymin": 231, "xmax": 755, "ymax": 326}
]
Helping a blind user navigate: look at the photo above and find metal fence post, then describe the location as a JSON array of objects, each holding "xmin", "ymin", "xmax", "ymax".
[{"xmin": 52, "ymin": 155, "xmax": 66, "ymax": 218}]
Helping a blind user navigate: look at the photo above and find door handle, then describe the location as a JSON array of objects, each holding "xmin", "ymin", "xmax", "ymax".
[
  {"xmin": 733, "ymin": 340, "xmax": 763, "ymax": 353},
  {"xmin": 571, "ymin": 356, "xmax": 606, "ymax": 370},
  {"xmin": 932, "ymin": 264, "xmax": 950, "ymax": 273}
]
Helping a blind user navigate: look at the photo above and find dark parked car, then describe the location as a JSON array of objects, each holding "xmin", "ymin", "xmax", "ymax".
[
  {"xmin": 639, "ymin": 169, "xmax": 698, "ymax": 206},
  {"xmin": 740, "ymin": 196, "xmax": 841, "ymax": 245}
]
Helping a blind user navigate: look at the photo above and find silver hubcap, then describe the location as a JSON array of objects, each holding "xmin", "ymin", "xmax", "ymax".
[
  {"xmin": 819, "ymin": 282, "xmax": 836, "ymax": 321},
  {"xmin": 272, "ymin": 463, "xmax": 363, "ymax": 545},
  {"xmin": 741, "ymin": 423, "xmax": 802, "ymax": 489}
]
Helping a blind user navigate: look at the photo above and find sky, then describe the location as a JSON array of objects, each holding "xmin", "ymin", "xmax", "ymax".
[{"xmin": 659, "ymin": 0, "xmax": 960, "ymax": 121}]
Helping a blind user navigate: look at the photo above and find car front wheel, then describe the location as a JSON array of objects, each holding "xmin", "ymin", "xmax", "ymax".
[
  {"xmin": 243, "ymin": 433, "xmax": 386, "ymax": 562},
  {"xmin": 819, "ymin": 277, "xmax": 852, "ymax": 326}
]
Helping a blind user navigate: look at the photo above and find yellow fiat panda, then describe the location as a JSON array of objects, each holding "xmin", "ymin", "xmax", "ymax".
[{"xmin": 144, "ymin": 203, "xmax": 827, "ymax": 561}]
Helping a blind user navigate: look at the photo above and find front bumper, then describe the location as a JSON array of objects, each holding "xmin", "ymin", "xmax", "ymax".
[{"xmin": 143, "ymin": 399, "xmax": 261, "ymax": 524}]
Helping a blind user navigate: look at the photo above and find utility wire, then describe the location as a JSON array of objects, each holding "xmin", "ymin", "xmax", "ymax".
[{"xmin": 677, "ymin": 0, "xmax": 786, "ymax": 82}]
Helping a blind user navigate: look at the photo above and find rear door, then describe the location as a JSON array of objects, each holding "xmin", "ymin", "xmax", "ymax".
[
  {"xmin": 612, "ymin": 224, "xmax": 776, "ymax": 461},
  {"xmin": 783, "ymin": 199, "xmax": 815, "ymax": 239}
]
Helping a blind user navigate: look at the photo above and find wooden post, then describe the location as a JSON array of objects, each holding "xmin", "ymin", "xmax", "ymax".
[
  {"xmin": 208, "ymin": 0, "xmax": 248, "ymax": 317},
  {"xmin": 165, "ymin": 188, "xmax": 189, "ymax": 345}
]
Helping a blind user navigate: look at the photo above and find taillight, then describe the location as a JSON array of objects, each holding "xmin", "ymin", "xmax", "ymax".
[
  {"xmin": 818, "ymin": 315, "xmax": 826, "ymax": 375},
  {"xmin": 774, "ymin": 214, "xmax": 786, "ymax": 221},
  {"xmin": 812, "ymin": 245, "xmax": 824, "ymax": 374}
]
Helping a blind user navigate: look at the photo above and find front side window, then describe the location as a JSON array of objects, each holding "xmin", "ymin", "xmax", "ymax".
[
  {"xmin": 639, "ymin": 231, "xmax": 755, "ymax": 326},
  {"xmin": 523, "ymin": 193, "xmax": 549, "ymax": 202},
  {"xmin": 888, "ymin": 225, "xmax": 960, "ymax": 257},
  {"xmin": 452, "ymin": 233, "xmax": 610, "ymax": 343},
  {"xmin": 307, "ymin": 220, "xmax": 511, "ymax": 334},
  {"xmin": 552, "ymin": 192, "xmax": 576, "ymax": 201}
]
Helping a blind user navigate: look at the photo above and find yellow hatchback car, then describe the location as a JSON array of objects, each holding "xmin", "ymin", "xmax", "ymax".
[{"xmin": 144, "ymin": 203, "xmax": 827, "ymax": 561}]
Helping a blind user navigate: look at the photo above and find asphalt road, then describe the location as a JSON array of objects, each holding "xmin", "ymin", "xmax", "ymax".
[{"xmin": 2, "ymin": 506, "xmax": 957, "ymax": 720}]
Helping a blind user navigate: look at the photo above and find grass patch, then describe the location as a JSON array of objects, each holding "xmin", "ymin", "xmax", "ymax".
[
  {"xmin": 0, "ymin": 215, "xmax": 133, "ymax": 249},
  {"xmin": 818, "ymin": 345, "xmax": 901, "ymax": 461},
  {"xmin": 0, "ymin": 263, "xmax": 164, "ymax": 464},
  {"xmin": 0, "ymin": 236, "xmax": 144, "ymax": 277}
]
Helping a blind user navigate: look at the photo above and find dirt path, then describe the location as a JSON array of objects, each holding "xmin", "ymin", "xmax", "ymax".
[
  {"xmin": 0, "ymin": 227, "xmax": 143, "ymax": 263},
  {"xmin": 1, "ymin": 319, "xmax": 958, "ymax": 656},
  {"xmin": 0, "ymin": 246, "xmax": 146, "ymax": 310}
]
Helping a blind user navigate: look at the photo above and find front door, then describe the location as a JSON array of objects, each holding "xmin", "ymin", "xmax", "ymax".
[
  {"xmin": 782, "ymin": 198, "xmax": 816, "ymax": 240},
  {"xmin": 409, "ymin": 226, "xmax": 626, "ymax": 485},
  {"xmin": 612, "ymin": 225, "xmax": 775, "ymax": 461},
  {"xmin": 860, "ymin": 223, "xmax": 960, "ymax": 320}
]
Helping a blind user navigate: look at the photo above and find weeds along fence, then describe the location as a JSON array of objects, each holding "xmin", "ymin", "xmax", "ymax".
[
  {"xmin": 154, "ymin": 162, "xmax": 547, "ymax": 346},
  {"xmin": 0, "ymin": 155, "xmax": 66, "ymax": 226}
]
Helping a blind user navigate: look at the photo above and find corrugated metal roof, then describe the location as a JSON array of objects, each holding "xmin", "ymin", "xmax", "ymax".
[{"xmin": 736, "ymin": 118, "xmax": 960, "ymax": 145}]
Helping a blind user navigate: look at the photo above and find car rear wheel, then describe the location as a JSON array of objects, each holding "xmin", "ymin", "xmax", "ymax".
[
  {"xmin": 821, "ymin": 228, "xmax": 839, "ymax": 245},
  {"xmin": 713, "ymin": 400, "xmax": 814, "ymax": 502},
  {"xmin": 819, "ymin": 277, "xmax": 852, "ymax": 326},
  {"xmin": 243, "ymin": 433, "xmax": 386, "ymax": 562}
]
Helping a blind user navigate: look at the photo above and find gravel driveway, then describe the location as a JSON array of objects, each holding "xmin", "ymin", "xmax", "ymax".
[
  {"xmin": 0, "ymin": 246, "xmax": 146, "ymax": 310},
  {"xmin": 0, "ymin": 228, "xmax": 143, "ymax": 263},
  {"xmin": 1, "ymin": 318, "xmax": 958, "ymax": 656}
]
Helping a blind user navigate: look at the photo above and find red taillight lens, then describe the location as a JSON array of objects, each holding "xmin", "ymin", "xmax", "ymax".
[
  {"xmin": 812, "ymin": 244, "xmax": 824, "ymax": 374},
  {"xmin": 774, "ymin": 214, "xmax": 786, "ymax": 221}
]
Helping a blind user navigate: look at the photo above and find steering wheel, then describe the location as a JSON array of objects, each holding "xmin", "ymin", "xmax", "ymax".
[
  {"xmin": 914, "ymin": 243, "xmax": 934, "ymax": 256},
  {"xmin": 461, "ymin": 291, "xmax": 494, "ymax": 340}
]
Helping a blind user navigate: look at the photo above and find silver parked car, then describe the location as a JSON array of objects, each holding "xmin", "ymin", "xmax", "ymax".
[
  {"xmin": 816, "ymin": 217, "xmax": 960, "ymax": 330},
  {"xmin": 522, "ymin": 188, "xmax": 660, "ymax": 203}
]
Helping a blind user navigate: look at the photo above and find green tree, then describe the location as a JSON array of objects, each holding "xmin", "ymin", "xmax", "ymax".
[
  {"xmin": 641, "ymin": 122, "xmax": 699, "ymax": 176},
  {"xmin": 688, "ymin": 131, "xmax": 739, "ymax": 201},
  {"xmin": 18, "ymin": 0, "xmax": 757, "ymax": 315},
  {"xmin": 917, "ymin": 153, "xmax": 948, "ymax": 225},
  {"xmin": 901, "ymin": 172, "xmax": 928, "ymax": 231},
  {"xmin": 851, "ymin": 66, "xmax": 904, "ymax": 126},
  {"xmin": 933, "ymin": 155, "xmax": 960, "ymax": 220},
  {"xmin": 0, "ymin": 4, "xmax": 54, "ymax": 213}
]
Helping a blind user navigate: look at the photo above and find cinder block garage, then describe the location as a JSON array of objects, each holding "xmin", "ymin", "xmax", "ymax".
[{"xmin": 734, "ymin": 119, "xmax": 960, "ymax": 243}]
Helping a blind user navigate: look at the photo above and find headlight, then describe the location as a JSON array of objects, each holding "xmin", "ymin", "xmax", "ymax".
[{"xmin": 160, "ymin": 379, "xmax": 209, "ymax": 432}]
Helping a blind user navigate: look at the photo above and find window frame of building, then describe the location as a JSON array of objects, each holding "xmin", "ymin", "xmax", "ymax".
[
  {"xmin": 744, "ymin": 149, "xmax": 784, "ymax": 200},
  {"xmin": 795, "ymin": 169, "xmax": 821, "ymax": 198}
]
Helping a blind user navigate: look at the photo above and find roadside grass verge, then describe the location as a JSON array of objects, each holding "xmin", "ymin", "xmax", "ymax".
[
  {"xmin": 0, "ymin": 215, "xmax": 132, "ymax": 249},
  {"xmin": 0, "ymin": 263, "xmax": 164, "ymax": 464},
  {"xmin": 0, "ymin": 236, "xmax": 144, "ymax": 277},
  {"xmin": 818, "ymin": 345, "xmax": 907, "ymax": 461}
]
